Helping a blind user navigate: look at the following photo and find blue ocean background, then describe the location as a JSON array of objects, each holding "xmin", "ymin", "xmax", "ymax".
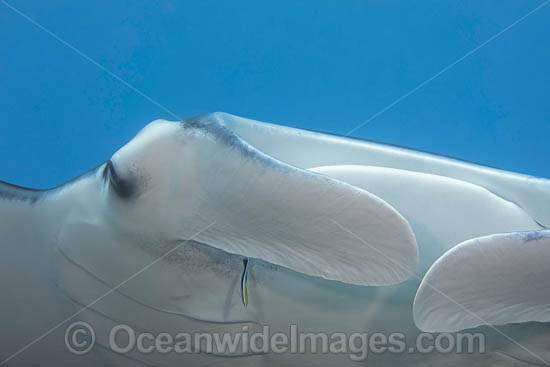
[{"xmin": 1, "ymin": 1, "xmax": 548, "ymax": 188}]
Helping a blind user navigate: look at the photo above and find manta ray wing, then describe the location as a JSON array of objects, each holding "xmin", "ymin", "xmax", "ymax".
[
  {"xmin": 309, "ymin": 165, "xmax": 542, "ymax": 274},
  {"xmin": 413, "ymin": 230, "xmax": 550, "ymax": 332},
  {"xmin": 215, "ymin": 112, "xmax": 550, "ymax": 228}
]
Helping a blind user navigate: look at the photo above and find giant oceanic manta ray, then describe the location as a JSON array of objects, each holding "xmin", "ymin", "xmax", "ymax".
[{"xmin": 1, "ymin": 112, "xmax": 549, "ymax": 366}]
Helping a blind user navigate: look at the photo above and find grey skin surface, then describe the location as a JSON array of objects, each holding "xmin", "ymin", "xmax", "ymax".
[{"xmin": 1, "ymin": 113, "xmax": 549, "ymax": 366}]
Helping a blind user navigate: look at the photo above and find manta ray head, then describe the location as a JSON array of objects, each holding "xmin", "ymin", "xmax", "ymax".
[
  {"xmin": 92, "ymin": 112, "xmax": 418, "ymax": 288},
  {"xmin": 55, "ymin": 115, "xmax": 268, "ymax": 323},
  {"xmin": 102, "ymin": 115, "xmax": 247, "ymax": 241}
]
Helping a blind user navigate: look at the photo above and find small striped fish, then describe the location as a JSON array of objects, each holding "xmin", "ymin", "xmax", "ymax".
[{"xmin": 241, "ymin": 258, "xmax": 249, "ymax": 307}]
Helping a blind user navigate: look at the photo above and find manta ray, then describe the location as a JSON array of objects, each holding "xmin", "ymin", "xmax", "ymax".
[{"xmin": 1, "ymin": 112, "xmax": 549, "ymax": 366}]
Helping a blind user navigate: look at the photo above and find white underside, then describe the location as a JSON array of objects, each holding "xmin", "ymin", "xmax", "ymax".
[{"xmin": 1, "ymin": 113, "xmax": 549, "ymax": 366}]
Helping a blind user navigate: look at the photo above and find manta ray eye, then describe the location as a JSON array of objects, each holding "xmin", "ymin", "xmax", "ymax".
[{"xmin": 104, "ymin": 161, "xmax": 137, "ymax": 199}]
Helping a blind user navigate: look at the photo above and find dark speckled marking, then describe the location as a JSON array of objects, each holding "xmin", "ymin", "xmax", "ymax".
[
  {"xmin": 135, "ymin": 237, "xmax": 281, "ymax": 284},
  {"xmin": 181, "ymin": 114, "xmax": 339, "ymax": 188},
  {"xmin": 519, "ymin": 230, "xmax": 550, "ymax": 243},
  {"xmin": 0, "ymin": 181, "xmax": 43, "ymax": 204},
  {"xmin": 181, "ymin": 114, "xmax": 285, "ymax": 170}
]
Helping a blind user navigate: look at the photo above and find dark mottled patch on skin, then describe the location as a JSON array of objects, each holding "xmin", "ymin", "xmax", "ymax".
[
  {"xmin": 181, "ymin": 114, "xmax": 285, "ymax": 170},
  {"xmin": 134, "ymin": 238, "xmax": 236, "ymax": 278},
  {"xmin": 519, "ymin": 230, "xmax": 550, "ymax": 243},
  {"xmin": 135, "ymin": 237, "xmax": 281, "ymax": 283},
  {"xmin": 0, "ymin": 181, "xmax": 43, "ymax": 204},
  {"xmin": 181, "ymin": 113, "xmax": 341, "ymax": 189}
]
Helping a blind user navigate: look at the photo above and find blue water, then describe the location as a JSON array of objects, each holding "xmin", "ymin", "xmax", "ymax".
[{"xmin": 1, "ymin": 1, "xmax": 549, "ymax": 188}]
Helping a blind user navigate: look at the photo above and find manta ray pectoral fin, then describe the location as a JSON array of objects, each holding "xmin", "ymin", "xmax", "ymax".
[
  {"xmin": 413, "ymin": 230, "xmax": 550, "ymax": 332},
  {"xmin": 157, "ymin": 115, "xmax": 418, "ymax": 287},
  {"xmin": 217, "ymin": 112, "xmax": 550, "ymax": 229}
]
